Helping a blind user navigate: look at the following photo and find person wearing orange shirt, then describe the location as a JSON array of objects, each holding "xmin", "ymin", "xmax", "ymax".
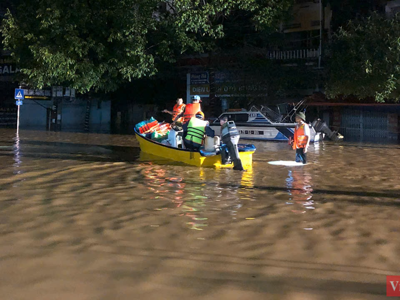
[
  {"xmin": 173, "ymin": 95, "xmax": 204, "ymax": 124},
  {"xmin": 163, "ymin": 98, "xmax": 186, "ymax": 123},
  {"xmin": 292, "ymin": 112, "xmax": 310, "ymax": 164}
]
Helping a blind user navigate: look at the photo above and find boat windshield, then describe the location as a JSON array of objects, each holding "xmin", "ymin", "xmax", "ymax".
[{"xmin": 213, "ymin": 113, "xmax": 249, "ymax": 124}]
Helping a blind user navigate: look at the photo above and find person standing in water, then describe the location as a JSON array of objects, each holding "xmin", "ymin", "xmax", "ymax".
[
  {"xmin": 220, "ymin": 116, "xmax": 244, "ymax": 171},
  {"xmin": 292, "ymin": 112, "xmax": 310, "ymax": 164}
]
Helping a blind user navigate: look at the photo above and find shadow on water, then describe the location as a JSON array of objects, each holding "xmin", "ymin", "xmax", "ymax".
[
  {"xmin": 0, "ymin": 139, "xmax": 141, "ymax": 163},
  {"xmin": 176, "ymin": 179, "xmax": 400, "ymax": 204}
]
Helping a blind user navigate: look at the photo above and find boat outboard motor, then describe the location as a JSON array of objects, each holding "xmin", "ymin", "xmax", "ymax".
[
  {"xmin": 312, "ymin": 118, "xmax": 344, "ymax": 142},
  {"xmin": 221, "ymin": 120, "xmax": 244, "ymax": 170}
]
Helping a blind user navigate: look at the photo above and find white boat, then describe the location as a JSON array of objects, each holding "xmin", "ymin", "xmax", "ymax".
[{"xmin": 209, "ymin": 106, "xmax": 325, "ymax": 142}]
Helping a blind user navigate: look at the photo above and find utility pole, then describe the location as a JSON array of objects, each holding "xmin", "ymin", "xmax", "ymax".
[
  {"xmin": 316, "ymin": 0, "xmax": 323, "ymax": 93},
  {"xmin": 318, "ymin": 0, "xmax": 323, "ymax": 69}
]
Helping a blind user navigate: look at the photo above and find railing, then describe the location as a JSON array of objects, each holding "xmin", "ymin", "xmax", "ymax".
[{"xmin": 266, "ymin": 48, "xmax": 320, "ymax": 60}]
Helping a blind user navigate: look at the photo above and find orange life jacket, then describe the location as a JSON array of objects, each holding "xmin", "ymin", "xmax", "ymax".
[
  {"xmin": 139, "ymin": 120, "xmax": 158, "ymax": 134},
  {"xmin": 172, "ymin": 103, "xmax": 185, "ymax": 123},
  {"xmin": 293, "ymin": 124, "xmax": 309, "ymax": 149},
  {"xmin": 183, "ymin": 103, "xmax": 203, "ymax": 123},
  {"xmin": 153, "ymin": 122, "xmax": 171, "ymax": 135}
]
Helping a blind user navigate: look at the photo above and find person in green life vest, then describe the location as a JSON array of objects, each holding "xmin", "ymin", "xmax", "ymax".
[
  {"xmin": 220, "ymin": 116, "xmax": 244, "ymax": 171},
  {"xmin": 183, "ymin": 114, "xmax": 213, "ymax": 151}
]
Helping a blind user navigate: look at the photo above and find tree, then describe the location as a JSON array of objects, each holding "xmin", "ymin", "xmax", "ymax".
[
  {"xmin": 1, "ymin": 0, "xmax": 293, "ymax": 93},
  {"xmin": 326, "ymin": 12, "xmax": 400, "ymax": 103}
]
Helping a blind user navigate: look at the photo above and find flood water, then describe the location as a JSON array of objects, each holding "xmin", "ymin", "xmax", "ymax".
[{"xmin": 0, "ymin": 128, "xmax": 399, "ymax": 300}]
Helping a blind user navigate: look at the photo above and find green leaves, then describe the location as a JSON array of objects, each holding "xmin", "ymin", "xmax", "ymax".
[
  {"xmin": 1, "ymin": 0, "xmax": 292, "ymax": 93},
  {"xmin": 326, "ymin": 13, "xmax": 400, "ymax": 102}
]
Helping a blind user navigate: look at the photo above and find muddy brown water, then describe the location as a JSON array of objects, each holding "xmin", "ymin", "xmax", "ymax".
[{"xmin": 0, "ymin": 128, "xmax": 399, "ymax": 299}]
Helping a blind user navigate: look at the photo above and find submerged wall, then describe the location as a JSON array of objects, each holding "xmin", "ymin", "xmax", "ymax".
[{"xmin": 19, "ymin": 98, "xmax": 111, "ymax": 132}]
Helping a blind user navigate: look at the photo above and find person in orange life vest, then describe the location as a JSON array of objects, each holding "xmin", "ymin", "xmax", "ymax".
[
  {"xmin": 163, "ymin": 98, "xmax": 185, "ymax": 123},
  {"xmin": 173, "ymin": 95, "xmax": 204, "ymax": 124},
  {"xmin": 292, "ymin": 112, "xmax": 310, "ymax": 164}
]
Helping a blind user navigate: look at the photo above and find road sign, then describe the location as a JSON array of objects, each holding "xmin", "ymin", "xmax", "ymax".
[
  {"xmin": 14, "ymin": 88, "xmax": 24, "ymax": 100},
  {"xmin": 16, "ymin": 100, "xmax": 23, "ymax": 106}
]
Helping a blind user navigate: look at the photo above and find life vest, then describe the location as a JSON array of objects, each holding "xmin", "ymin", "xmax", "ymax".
[
  {"xmin": 172, "ymin": 104, "xmax": 185, "ymax": 123},
  {"xmin": 221, "ymin": 121, "xmax": 239, "ymax": 138},
  {"xmin": 183, "ymin": 103, "xmax": 203, "ymax": 123},
  {"xmin": 139, "ymin": 120, "xmax": 158, "ymax": 134},
  {"xmin": 151, "ymin": 122, "xmax": 171, "ymax": 140},
  {"xmin": 185, "ymin": 117, "xmax": 208, "ymax": 145},
  {"xmin": 153, "ymin": 122, "xmax": 171, "ymax": 136},
  {"xmin": 293, "ymin": 124, "xmax": 309, "ymax": 149}
]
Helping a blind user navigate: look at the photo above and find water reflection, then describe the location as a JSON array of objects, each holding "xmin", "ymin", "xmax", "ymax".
[
  {"xmin": 240, "ymin": 167, "xmax": 254, "ymax": 189},
  {"xmin": 13, "ymin": 130, "xmax": 22, "ymax": 174},
  {"xmin": 286, "ymin": 168, "xmax": 315, "ymax": 219},
  {"xmin": 137, "ymin": 161, "xmax": 256, "ymax": 230}
]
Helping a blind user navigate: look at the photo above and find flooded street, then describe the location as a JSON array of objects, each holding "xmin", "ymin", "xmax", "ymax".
[{"xmin": 0, "ymin": 128, "xmax": 399, "ymax": 299}]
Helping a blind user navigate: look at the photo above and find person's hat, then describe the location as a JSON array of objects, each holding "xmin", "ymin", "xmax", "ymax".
[
  {"xmin": 296, "ymin": 112, "xmax": 306, "ymax": 121},
  {"xmin": 193, "ymin": 95, "xmax": 202, "ymax": 102}
]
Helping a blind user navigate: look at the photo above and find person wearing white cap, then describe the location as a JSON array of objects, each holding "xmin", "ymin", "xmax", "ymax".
[{"xmin": 173, "ymin": 95, "xmax": 204, "ymax": 124}]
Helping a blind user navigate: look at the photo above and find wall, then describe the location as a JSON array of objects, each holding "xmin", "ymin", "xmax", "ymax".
[
  {"xmin": 61, "ymin": 99, "xmax": 86, "ymax": 130},
  {"xmin": 338, "ymin": 107, "xmax": 400, "ymax": 142},
  {"xmin": 113, "ymin": 103, "xmax": 161, "ymax": 132},
  {"xmin": 19, "ymin": 100, "xmax": 50, "ymax": 129},
  {"xmin": 283, "ymin": 1, "xmax": 332, "ymax": 33},
  {"xmin": 90, "ymin": 99, "xmax": 111, "ymax": 132},
  {"xmin": 62, "ymin": 98, "xmax": 111, "ymax": 132},
  {"xmin": 388, "ymin": 113, "xmax": 400, "ymax": 141},
  {"xmin": 386, "ymin": 0, "xmax": 400, "ymax": 17},
  {"xmin": 19, "ymin": 98, "xmax": 111, "ymax": 131}
]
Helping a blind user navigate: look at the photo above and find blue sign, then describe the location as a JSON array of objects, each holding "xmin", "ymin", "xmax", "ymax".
[
  {"xmin": 190, "ymin": 72, "xmax": 209, "ymax": 85},
  {"xmin": 14, "ymin": 88, "xmax": 24, "ymax": 100},
  {"xmin": 16, "ymin": 100, "xmax": 23, "ymax": 106}
]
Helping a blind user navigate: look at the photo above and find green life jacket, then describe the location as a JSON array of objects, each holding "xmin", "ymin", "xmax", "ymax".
[{"xmin": 185, "ymin": 117, "xmax": 208, "ymax": 145}]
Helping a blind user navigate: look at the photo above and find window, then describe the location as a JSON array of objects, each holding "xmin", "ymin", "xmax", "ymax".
[{"xmin": 234, "ymin": 113, "xmax": 249, "ymax": 122}]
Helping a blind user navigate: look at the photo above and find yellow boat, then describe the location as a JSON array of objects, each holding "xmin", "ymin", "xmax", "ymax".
[{"xmin": 135, "ymin": 129, "xmax": 256, "ymax": 169}]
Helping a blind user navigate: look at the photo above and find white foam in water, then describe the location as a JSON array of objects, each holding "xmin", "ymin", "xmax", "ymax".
[{"xmin": 268, "ymin": 160, "xmax": 306, "ymax": 166}]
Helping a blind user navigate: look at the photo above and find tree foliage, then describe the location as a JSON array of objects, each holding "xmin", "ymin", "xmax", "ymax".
[
  {"xmin": 326, "ymin": 12, "xmax": 400, "ymax": 102},
  {"xmin": 1, "ymin": 0, "xmax": 293, "ymax": 93}
]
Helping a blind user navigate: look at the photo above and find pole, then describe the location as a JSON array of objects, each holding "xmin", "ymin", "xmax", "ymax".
[
  {"xmin": 186, "ymin": 73, "xmax": 191, "ymax": 103},
  {"xmin": 318, "ymin": 0, "xmax": 322, "ymax": 69},
  {"xmin": 17, "ymin": 105, "xmax": 21, "ymax": 131},
  {"xmin": 17, "ymin": 105, "xmax": 20, "ymax": 134},
  {"xmin": 17, "ymin": 85, "xmax": 21, "ymax": 135}
]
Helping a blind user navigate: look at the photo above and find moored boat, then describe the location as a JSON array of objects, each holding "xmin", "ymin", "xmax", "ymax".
[
  {"xmin": 209, "ymin": 106, "xmax": 323, "ymax": 142},
  {"xmin": 209, "ymin": 105, "xmax": 343, "ymax": 142}
]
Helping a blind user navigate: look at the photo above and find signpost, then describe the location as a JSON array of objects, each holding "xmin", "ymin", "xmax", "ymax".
[{"xmin": 14, "ymin": 88, "xmax": 24, "ymax": 133}]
